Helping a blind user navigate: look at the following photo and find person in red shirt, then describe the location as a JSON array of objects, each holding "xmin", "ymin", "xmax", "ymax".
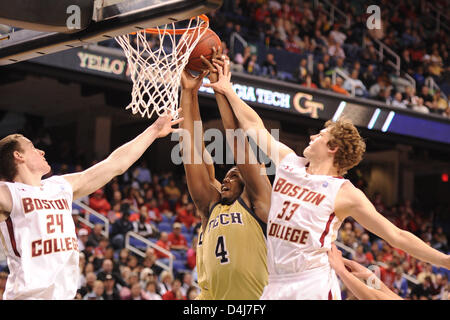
[
  {"xmin": 176, "ymin": 202, "xmax": 196, "ymax": 229},
  {"xmin": 168, "ymin": 222, "xmax": 189, "ymax": 252},
  {"xmin": 89, "ymin": 188, "xmax": 111, "ymax": 216},
  {"xmin": 301, "ymin": 74, "xmax": 318, "ymax": 89},
  {"xmin": 144, "ymin": 198, "xmax": 162, "ymax": 224},
  {"xmin": 155, "ymin": 232, "xmax": 172, "ymax": 263},
  {"xmin": 186, "ymin": 237, "xmax": 197, "ymax": 270},
  {"xmin": 380, "ymin": 261, "xmax": 396, "ymax": 289},
  {"xmin": 162, "ymin": 278, "xmax": 185, "ymax": 300}
]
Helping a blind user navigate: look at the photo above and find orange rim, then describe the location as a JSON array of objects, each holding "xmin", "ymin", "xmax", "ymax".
[{"xmin": 130, "ymin": 14, "xmax": 209, "ymax": 35}]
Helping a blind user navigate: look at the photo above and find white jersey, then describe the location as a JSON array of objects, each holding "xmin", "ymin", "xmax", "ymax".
[
  {"xmin": 0, "ymin": 176, "xmax": 79, "ymax": 300},
  {"xmin": 265, "ymin": 152, "xmax": 347, "ymax": 297}
]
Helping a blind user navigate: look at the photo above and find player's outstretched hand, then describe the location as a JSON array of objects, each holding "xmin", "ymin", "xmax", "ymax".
[
  {"xmin": 181, "ymin": 69, "xmax": 208, "ymax": 92},
  {"xmin": 327, "ymin": 243, "xmax": 347, "ymax": 276},
  {"xmin": 203, "ymin": 54, "xmax": 233, "ymax": 95},
  {"xmin": 153, "ymin": 113, "xmax": 184, "ymax": 138}
]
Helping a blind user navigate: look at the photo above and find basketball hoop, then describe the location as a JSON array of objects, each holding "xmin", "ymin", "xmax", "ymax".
[{"xmin": 115, "ymin": 15, "xmax": 209, "ymax": 119}]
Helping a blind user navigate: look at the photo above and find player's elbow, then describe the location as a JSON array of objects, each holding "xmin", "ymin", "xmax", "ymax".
[
  {"xmin": 384, "ymin": 227, "xmax": 404, "ymax": 248},
  {"xmin": 240, "ymin": 118, "xmax": 265, "ymax": 137}
]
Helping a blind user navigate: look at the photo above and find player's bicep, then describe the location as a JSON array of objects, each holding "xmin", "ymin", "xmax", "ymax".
[
  {"xmin": 338, "ymin": 186, "xmax": 400, "ymax": 243},
  {"xmin": 184, "ymin": 162, "xmax": 220, "ymax": 214},
  {"xmin": 249, "ymin": 126, "xmax": 294, "ymax": 167},
  {"xmin": 63, "ymin": 158, "xmax": 120, "ymax": 200}
]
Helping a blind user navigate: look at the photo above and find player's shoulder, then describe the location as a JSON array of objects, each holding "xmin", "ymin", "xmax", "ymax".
[
  {"xmin": 278, "ymin": 152, "xmax": 308, "ymax": 169},
  {"xmin": 0, "ymin": 181, "xmax": 12, "ymax": 196},
  {"xmin": 336, "ymin": 182, "xmax": 367, "ymax": 208},
  {"xmin": 43, "ymin": 175, "xmax": 73, "ymax": 191},
  {"xmin": 338, "ymin": 180, "xmax": 360, "ymax": 195}
]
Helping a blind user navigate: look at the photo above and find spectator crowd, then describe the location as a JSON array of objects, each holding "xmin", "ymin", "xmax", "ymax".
[
  {"xmin": 203, "ymin": 0, "xmax": 450, "ymax": 117},
  {"xmin": 96, "ymin": 0, "xmax": 450, "ymax": 117}
]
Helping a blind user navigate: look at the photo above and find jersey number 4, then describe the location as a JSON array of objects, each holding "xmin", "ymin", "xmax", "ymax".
[{"xmin": 215, "ymin": 236, "xmax": 229, "ymax": 264}]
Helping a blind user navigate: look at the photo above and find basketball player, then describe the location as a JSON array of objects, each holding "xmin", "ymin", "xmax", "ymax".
[
  {"xmin": 205, "ymin": 57, "xmax": 450, "ymax": 299},
  {"xmin": 328, "ymin": 244, "xmax": 402, "ymax": 300},
  {"xmin": 0, "ymin": 114, "xmax": 182, "ymax": 300},
  {"xmin": 178, "ymin": 50, "xmax": 270, "ymax": 300}
]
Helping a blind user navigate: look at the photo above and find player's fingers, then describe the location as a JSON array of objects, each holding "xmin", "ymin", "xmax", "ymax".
[
  {"xmin": 212, "ymin": 58, "xmax": 225, "ymax": 66},
  {"xmin": 171, "ymin": 117, "xmax": 184, "ymax": 126},
  {"xmin": 212, "ymin": 62, "xmax": 223, "ymax": 74},
  {"xmin": 211, "ymin": 46, "xmax": 218, "ymax": 60},
  {"xmin": 198, "ymin": 70, "xmax": 209, "ymax": 79},
  {"xmin": 223, "ymin": 57, "xmax": 230, "ymax": 76},
  {"xmin": 342, "ymin": 259, "xmax": 361, "ymax": 271},
  {"xmin": 200, "ymin": 55, "xmax": 216, "ymax": 71}
]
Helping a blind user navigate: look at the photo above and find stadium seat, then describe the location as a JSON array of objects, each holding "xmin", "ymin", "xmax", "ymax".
[
  {"xmin": 181, "ymin": 224, "xmax": 190, "ymax": 233},
  {"xmin": 161, "ymin": 215, "xmax": 174, "ymax": 224},
  {"xmin": 172, "ymin": 260, "xmax": 189, "ymax": 274},
  {"xmin": 182, "ymin": 232, "xmax": 192, "ymax": 245},
  {"xmin": 89, "ymin": 214, "xmax": 104, "ymax": 225},
  {"xmin": 171, "ymin": 250, "xmax": 186, "ymax": 260},
  {"xmin": 129, "ymin": 237, "xmax": 147, "ymax": 250},
  {"xmin": 158, "ymin": 222, "xmax": 172, "ymax": 233}
]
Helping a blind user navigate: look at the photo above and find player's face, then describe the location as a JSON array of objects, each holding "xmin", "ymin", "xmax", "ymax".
[
  {"xmin": 18, "ymin": 137, "xmax": 51, "ymax": 176},
  {"xmin": 303, "ymin": 128, "xmax": 333, "ymax": 160},
  {"xmin": 220, "ymin": 167, "xmax": 244, "ymax": 204}
]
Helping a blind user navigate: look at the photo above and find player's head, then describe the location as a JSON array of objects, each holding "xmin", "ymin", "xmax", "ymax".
[
  {"xmin": 0, "ymin": 134, "xmax": 51, "ymax": 182},
  {"xmin": 220, "ymin": 166, "xmax": 245, "ymax": 205},
  {"xmin": 303, "ymin": 119, "xmax": 365, "ymax": 175}
]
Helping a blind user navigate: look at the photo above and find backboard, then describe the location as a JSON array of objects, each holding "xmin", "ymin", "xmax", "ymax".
[{"xmin": 0, "ymin": 0, "xmax": 222, "ymax": 65}]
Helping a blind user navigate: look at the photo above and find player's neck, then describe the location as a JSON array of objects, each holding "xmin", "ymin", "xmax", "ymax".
[
  {"xmin": 14, "ymin": 170, "xmax": 43, "ymax": 187},
  {"xmin": 306, "ymin": 160, "xmax": 339, "ymax": 177}
]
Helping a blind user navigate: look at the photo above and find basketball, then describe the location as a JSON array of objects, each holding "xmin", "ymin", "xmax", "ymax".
[{"xmin": 181, "ymin": 28, "xmax": 221, "ymax": 72}]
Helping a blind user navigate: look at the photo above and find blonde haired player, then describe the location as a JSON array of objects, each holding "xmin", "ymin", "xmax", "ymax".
[
  {"xmin": 0, "ymin": 115, "xmax": 181, "ymax": 299},
  {"xmin": 178, "ymin": 47, "xmax": 270, "ymax": 300},
  {"xmin": 205, "ymin": 57, "xmax": 450, "ymax": 300}
]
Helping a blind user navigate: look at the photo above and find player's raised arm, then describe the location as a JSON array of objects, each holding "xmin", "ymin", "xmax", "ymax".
[
  {"xmin": 179, "ymin": 70, "xmax": 221, "ymax": 220},
  {"xmin": 202, "ymin": 51, "xmax": 271, "ymax": 223},
  {"xmin": 63, "ymin": 115, "xmax": 182, "ymax": 200},
  {"xmin": 335, "ymin": 183, "xmax": 450, "ymax": 270},
  {"xmin": 204, "ymin": 60, "xmax": 294, "ymax": 167}
]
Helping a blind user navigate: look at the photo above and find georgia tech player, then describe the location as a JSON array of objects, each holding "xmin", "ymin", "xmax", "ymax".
[
  {"xmin": 178, "ymin": 48, "xmax": 270, "ymax": 300},
  {"xmin": 0, "ymin": 115, "xmax": 181, "ymax": 299}
]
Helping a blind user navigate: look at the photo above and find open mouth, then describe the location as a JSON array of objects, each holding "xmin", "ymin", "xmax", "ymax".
[{"xmin": 221, "ymin": 185, "xmax": 230, "ymax": 192}]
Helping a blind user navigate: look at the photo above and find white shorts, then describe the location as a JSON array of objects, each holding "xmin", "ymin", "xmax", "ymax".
[{"xmin": 260, "ymin": 264, "xmax": 341, "ymax": 300}]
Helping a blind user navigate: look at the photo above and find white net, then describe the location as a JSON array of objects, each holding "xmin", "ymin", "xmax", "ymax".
[{"xmin": 115, "ymin": 16, "xmax": 209, "ymax": 119}]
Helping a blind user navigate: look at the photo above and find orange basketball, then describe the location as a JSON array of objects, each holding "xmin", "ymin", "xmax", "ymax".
[{"xmin": 180, "ymin": 28, "xmax": 222, "ymax": 72}]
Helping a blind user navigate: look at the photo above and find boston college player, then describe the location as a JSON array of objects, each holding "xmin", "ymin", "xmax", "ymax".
[
  {"xmin": 205, "ymin": 57, "xmax": 450, "ymax": 299},
  {"xmin": 0, "ymin": 115, "xmax": 181, "ymax": 300}
]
